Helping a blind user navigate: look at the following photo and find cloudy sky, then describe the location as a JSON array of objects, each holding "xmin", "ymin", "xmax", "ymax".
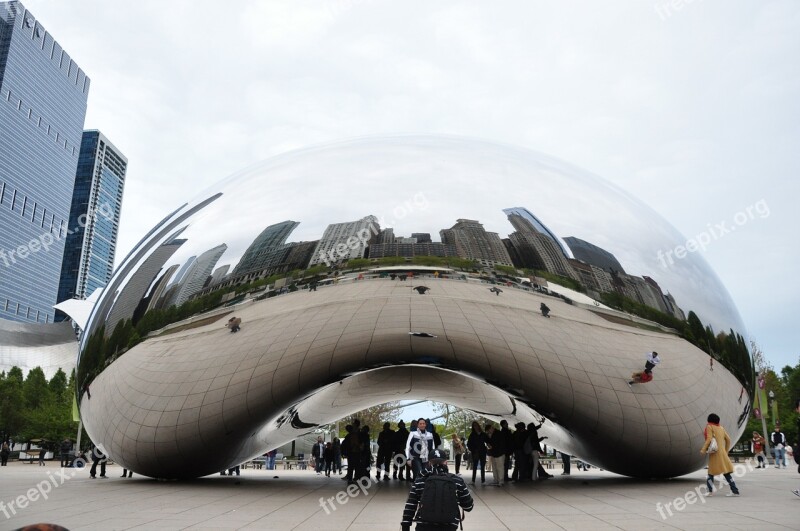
[{"xmin": 25, "ymin": 0, "xmax": 799, "ymax": 369}]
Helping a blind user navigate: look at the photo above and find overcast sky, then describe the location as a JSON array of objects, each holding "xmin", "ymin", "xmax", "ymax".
[{"xmin": 25, "ymin": 0, "xmax": 799, "ymax": 369}]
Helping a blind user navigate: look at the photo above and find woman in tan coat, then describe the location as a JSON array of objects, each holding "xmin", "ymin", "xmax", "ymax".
[{"xmin": 700, "ymin": 413, "xmax": 740, "ymax": 496}]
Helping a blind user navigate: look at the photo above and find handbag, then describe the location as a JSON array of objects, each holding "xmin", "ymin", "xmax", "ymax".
[{"xmin": 707, "ymin": 427, "xmax": 718, "ymax": 454}]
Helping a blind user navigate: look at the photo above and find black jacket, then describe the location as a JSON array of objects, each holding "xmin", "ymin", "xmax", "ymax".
[
  {"xmin": 377, "ymin": 428, "xmax": 395, "ymax": 453},
  {"xmin": 394, "ymin": 427, "xmax": 410, "ymax": 453},
  {"xmin": 401, "ymin": 465, "xmax": 474, "ymax": 530},
  {"xmin": 467, "ymin": 431, "xmax": 487, "ymax": 458}
]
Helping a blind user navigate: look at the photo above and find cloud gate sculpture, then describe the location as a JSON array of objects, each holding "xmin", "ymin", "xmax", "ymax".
[{"xmin": 77, "ymin": 136, "xmax": 753, "ymax": 479}]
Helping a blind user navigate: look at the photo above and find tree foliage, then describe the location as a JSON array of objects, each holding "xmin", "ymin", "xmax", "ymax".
[{"xmin": 0, "ymin": 367, "xmax": 76, "ymax": 446}]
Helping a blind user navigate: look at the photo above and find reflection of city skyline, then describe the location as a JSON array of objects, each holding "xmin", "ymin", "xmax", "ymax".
[{"xmin": 141, "ymin": 205, "xmax": 685, "ymax": 323}]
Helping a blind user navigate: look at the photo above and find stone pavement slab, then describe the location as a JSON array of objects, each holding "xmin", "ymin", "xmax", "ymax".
[{"xmin": 0, "ymin": 462, "xmax": 798, "ymax": 530}]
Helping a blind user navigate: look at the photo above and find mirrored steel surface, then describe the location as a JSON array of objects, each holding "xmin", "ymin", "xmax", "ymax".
[{"xmin": 77, "ymin": 136, "xmax": 752, "ymax": 478}]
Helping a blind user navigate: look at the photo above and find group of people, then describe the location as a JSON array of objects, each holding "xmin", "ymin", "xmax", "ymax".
[
  {"xmin": 465, "ymin": 419, "xmax": 553, "ymax": 486},
  {"xmin": 751, "ymin": 427, "xmax": 794, "ymax": 469},
  {"xmin": 310, "ymin": 436, "xmax": 343, "ymax": 477}
]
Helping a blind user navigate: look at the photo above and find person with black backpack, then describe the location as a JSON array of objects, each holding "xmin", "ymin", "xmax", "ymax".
[{"xmin": 401, "ymin": 448, "xmax": 474, "ymax": 531}]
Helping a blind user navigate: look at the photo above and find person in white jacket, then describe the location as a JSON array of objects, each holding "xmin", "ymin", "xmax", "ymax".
[{"xmin": 406, "ymin": 418, "xmax": 434, "ymax": 481}]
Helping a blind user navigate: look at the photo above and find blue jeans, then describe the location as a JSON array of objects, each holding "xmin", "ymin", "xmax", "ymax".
[
  {"xmin": 773, "ymin": 447, "xmax": 785, "ymax": 467},
  {"xmin": 315, "ymin": 457, "xmax": 323, "ymax": 472},
  {"xmin": 707, "ymin": 473, "xmax": 738, "ymax": 494}
]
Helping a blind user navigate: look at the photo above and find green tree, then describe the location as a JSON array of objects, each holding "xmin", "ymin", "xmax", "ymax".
[{"xmin": 23, "ymin": 367, "xmax": 50, "ymax": 410}]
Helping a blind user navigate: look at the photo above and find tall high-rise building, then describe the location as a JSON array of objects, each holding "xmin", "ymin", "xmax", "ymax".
[
  {"xmin": 232, "ymin": 220, "xmax": 299, "ymax": 276},
  {"xmin": 0, "ymin": 1, "xmax": 90, "ymax": 323},
  {"xmin": 57, "ymin": 131, "xmax": 127, "ymax": 310},
  {"xmin": 309, "ymin": 215, "xmax": 379, "ymax": 266},
  {"xmin": 440, "ymin": 219, "xmax": 513, "ymax": 268}
]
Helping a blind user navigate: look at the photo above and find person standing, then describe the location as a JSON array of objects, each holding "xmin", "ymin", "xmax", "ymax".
[
  {"xmin": 700, "ymin": 413, "xmax": 740, "ymax": 497},
  {"xmin": 485, "ymin": 423, "xmax": 506, "ymax": 486},
  {"xmin": 467, "ymin": 421, "xmax": 487, "ymax": 485},
  {"xmin": 359, "ymin": 425, "xmax": 372, "ymax": 481},
  {"xmin": 267, "ymin": 449, "xmax": 277, "ymax": 471},
  {"xmin": 511, "ymin": 422, "xmax": 528, "ymax": 482},
  {"xmin": 499, "ymin": 420, "xmax": 513, "ymax": 482},
  {"xmin": 323, "ymin": 442, "xmax": 334, "ymax": 477},
  {"xmin": 400, "ymin": 449, "xmax": 474, "ymax": 531},
  {"xmin": 751, "ymin": 432, "xmax": 767, "ymax": 469},
  {"xmin": 771, "ymin": 426, "xmax": 787, "ymax": 468},
  {"xmin": 451, "ymin": 433, "xmax": 465, "ymax": 475},
  {"xmin": 406, "ymin": 418, "xmax": 434, "ymax": 481},
  {"xmin": 121, "ymin": 468, "xmax": 133, "ymax": 477},
  {"xmin": 89, "ymin": 444, "xmax": 107, "ymax": 479},
  {"xmin": 377, "ymin": 422, "xmax": 395, "ymax": 481},
  {"xmin": 0, "ymin": 442, "xmax": 9, "ymax": 466},
  {"xmin": 312, "ymin": 436, "xmax": 325, "ymax": 475},
  {"xmin": 38, "ymin": 445, "xmax": 46, "ymax": 466},
  {"xmin": 341, "ymin": 424, "xmax": 356, "ymax": 483},
  {"xmin": 331, "ymin": 440, "xmax": 341, "ymax": 475},
  {"xmin": 59, "ymin": 438, "xmax": 72, "ymax": 468},
  {"xmin": 792, "ymin": 398, "xmax": 800, "ymax": 498},
  {"xmin": 393, "ymin": 420, "xmax": 410, "ymax": 481},
  {"xmin": 560, "ymin": 452, "xmax": 571, "ymax": 475}
]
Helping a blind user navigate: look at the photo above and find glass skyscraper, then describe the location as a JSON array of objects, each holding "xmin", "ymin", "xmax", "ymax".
[
  {"xmin": 0, "ymin": 1, "xmax": 90, "ymax": 323},
  {"xmin": 57, "ymin": 131, "xmax": 127, "ymax": 311}
]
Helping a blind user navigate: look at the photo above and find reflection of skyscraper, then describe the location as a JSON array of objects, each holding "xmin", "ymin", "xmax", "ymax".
[
  {"xmin": 505, "ymin": 211, "xmax": 576, "ymax": 279},
  {"xmin": 368, "ymin": 242, "xmax": 458, "ymax": 259},
  {"xmin": 309, "ymin": 216, "xmax": 379, "ymax": 266},
  {"xmin": 440, "ymin": 219, "xmax": 512, "ymax": 267},
  {"xmin": 169, "ymin": 256, "xmax": 196, "ymax": 287},
  {"xmin": 563, "ymin": 236, "xmax": 625, "ymax": 274},
  {"xmin": 233, "ymin": 220, "xmax": 299, "ymax": 276},
  {"xmin": 172, "ymin": 244, "xmax": 227, "ymax": 306},
  {"xmin": 0, "ymin": 2, "xmax": 90, "ymax": 323},
  {"xmin": 502, "ymin": 207, "xmax": 570, "ymax": 257},
  {"xmin": 57, "ymin": 131, "xmax": 127, "ymax": 311},
  {"xmin": 208, "ymin": 265, "xmax": 230, "ymax": 286},
  {"xmin": 102, "ymin": 239, "xmax": 185, "ymax": 333},
  {"xmin": 145, "ymin": 263, "xmax": 179, "ymax": 312}
]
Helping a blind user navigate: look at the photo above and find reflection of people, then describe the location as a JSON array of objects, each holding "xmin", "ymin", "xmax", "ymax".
[
  {"xmin": 540, "ymin": 303, "xmax": 550, "ymax": 317},
  {"xmin": 488, "ymin": 287, "xmax": 503, "ymax": 296},
  {"xmin": 644, "ymin": 351, "xmax": 660, "ymax": 372},
  {"xmin": 226, "ymin": 317, "xmax": 242, "ymax": 333},
  {"xmin": 628, "ymin": 370, "xmax": 654, "ymax": 386},
  {"xmin": 700, "ymin": 413, "xmax": 740, "ymax": 497},
  {"xmin": 413, "ymin": 286, "xmax": 430, "ymax": 295}
]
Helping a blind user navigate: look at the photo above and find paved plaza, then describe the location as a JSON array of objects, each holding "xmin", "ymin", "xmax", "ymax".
[{"xmin": 0, "ymin": 461, "xmax": 798, "ymax": 530}]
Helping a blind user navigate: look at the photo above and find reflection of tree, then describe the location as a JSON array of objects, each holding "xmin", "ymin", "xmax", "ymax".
[{"xmin": 599, "ymin": 291, "xmax": 754, "ymax": 392}]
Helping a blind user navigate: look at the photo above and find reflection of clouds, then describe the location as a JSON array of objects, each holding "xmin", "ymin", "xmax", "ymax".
[{"xmin": 129, "ymin": 135, "xmax": 743, "ymax": 334}]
